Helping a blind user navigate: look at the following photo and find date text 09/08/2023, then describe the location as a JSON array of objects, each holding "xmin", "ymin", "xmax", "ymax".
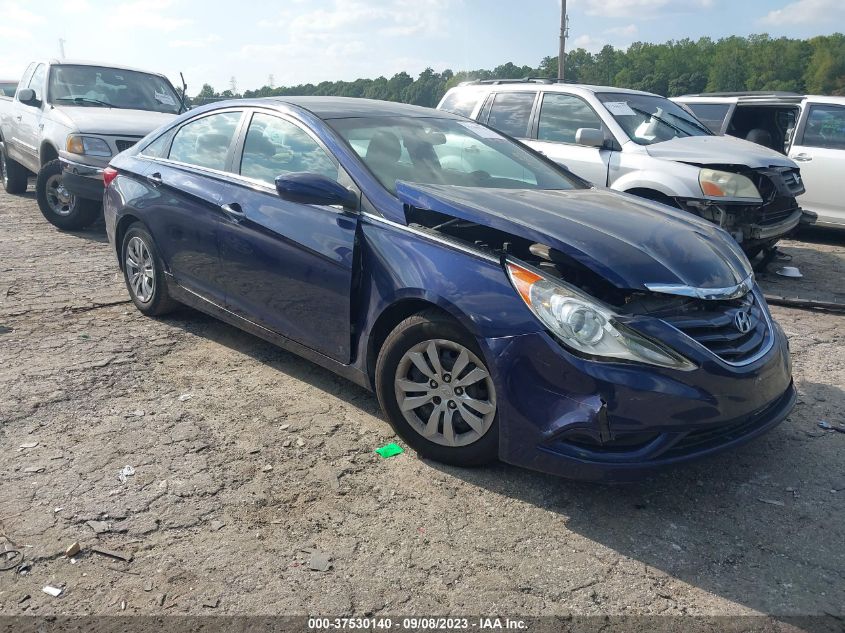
[{"xmin": 307, "ymin": 617, "xmax": 528, "ymax": 630}]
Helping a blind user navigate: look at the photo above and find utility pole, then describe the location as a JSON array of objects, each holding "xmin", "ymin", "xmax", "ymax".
[
  {"xmin": 58, "ymin": 38, "xmax": 66, "ymax": 59},
  {"xmin": 558, "ymin": 0, "xmax": 567, "ymax": 81}
]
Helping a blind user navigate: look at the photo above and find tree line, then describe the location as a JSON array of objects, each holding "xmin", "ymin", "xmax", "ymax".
[{"xmin": 194, "ymin": 33, "xmax": 845, "ymax": 107}]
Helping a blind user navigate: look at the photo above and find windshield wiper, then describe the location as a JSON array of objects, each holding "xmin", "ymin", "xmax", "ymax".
[
  {"xmin": 626, "ymin": 106, "xmax": 690, "ymax": 137},
  {"xmin": 55, "ymin": 97, "xmax": 125, "ymax": 109}
]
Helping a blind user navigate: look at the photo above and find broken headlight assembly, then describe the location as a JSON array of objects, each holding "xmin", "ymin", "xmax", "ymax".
[
  {"xmin": 506, "ymin": 261, "xmax": 696, "ymax": 371},
  {"xmin": 698, "ymin": 168, "xmax": 761, "ymax": 201}
]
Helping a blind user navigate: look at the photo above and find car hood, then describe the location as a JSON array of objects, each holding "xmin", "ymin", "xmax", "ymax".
[
  {"xmin": 396, "ymin": 182, "xmax": 752, "ymax": 291},
  {"xmin": 644, "ymin": 135, "xmax": 797, "ymax": 169},
  {"xmin": 55, "ymin": 106, "xmax": 176, "ymax": 136}
]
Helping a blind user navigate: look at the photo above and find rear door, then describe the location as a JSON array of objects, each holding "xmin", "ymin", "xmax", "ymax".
[
  {"xmin": 216, "ymin": 109, "xmax": 359, "ymax": 362},
  {"xmin": 142, "ymin": 108, "xmax": 245, "ymax": 301},
  {"xmin": 789, "ymin": 102, "xmax": 845, "ymax": 226},
  {"xmin": 527, "ymin": 92, "xmax": 612, "ymax": 185}
]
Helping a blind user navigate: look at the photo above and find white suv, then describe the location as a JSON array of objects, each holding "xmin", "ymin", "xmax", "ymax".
[
  {"xmin": 438, "ymin": 80, "xmax": 812, "ymax": 257},
  {"xmin": 673, "ymin": 92, "xmax": 845, "ymax": 229}
]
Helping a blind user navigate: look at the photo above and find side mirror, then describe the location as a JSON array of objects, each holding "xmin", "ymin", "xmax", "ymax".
[
  {"xmin": 17, "ymin": 88, "xmax": 38, "ymax": 106},
  {"xmin": 275, "ymin": 172, "xmax": 358, "ymax": 210},
  {"xmin": 575, "ymin": 128, "xmax": 605, "ymax": 148}
]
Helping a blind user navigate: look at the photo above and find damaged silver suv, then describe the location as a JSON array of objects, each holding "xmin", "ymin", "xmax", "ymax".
[{"xmin": 438, "ymin": 80, "xmax": 814, "ymax": 257}]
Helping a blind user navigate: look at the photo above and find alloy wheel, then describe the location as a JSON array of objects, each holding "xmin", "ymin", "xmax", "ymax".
[
  {"xmin": 125, "ymin": 236, "xmax": 155, "ymax": 303},
  {"xmin": 45, "ymin": 174, "xmax": 76, "ymax": 216},
  {"xmin": 394, "ymin": 339, "xmax": 496, "ymax": 447}
]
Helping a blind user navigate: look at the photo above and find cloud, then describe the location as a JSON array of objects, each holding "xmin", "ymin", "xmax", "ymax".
[
  {"xmin": 574, "ymin": 0, "xmax": 713, "ymax": 19},
  {"xmin": 0, "ymin": 0, "xmax": 44, "ymax": 24},
  {"xmin": 171, "ymin": 34, "xmax": 222, "ymax": 48},
  {"xmin": 761, "ymin": 0, "xmax": 845, "ymax": 25},
  {"xmin": 106, "ymin": 0, "xmax": 192, "ymax": 31},
  {"xmin": 605, "ymin": 24, "xmax": 638, "ymax": 36}
]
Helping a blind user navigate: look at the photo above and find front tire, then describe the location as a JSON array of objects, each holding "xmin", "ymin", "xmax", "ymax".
[
  {"xmin": 375, "ymin": 310, "xmax": 499, "ymax": 466},
  {"xmin": 0, "ymin": 143, "xmax": 29, "ymax": 194},
  {"xmin": 121, "ymin": 223, "xmax": 178, "ymax": 316},
  {"xmin": 36, "ymin": 159, "xmax": 100, "ymax": 230}
]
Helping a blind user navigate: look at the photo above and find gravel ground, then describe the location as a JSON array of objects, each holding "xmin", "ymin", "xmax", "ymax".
[{"xmin": 0, "ymin": 187, "xmax": 843, "ymax": 622}]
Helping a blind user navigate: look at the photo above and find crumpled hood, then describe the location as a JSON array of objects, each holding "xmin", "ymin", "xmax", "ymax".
[
  {"xmin": 55, "ymin": 106, "xmax": 176, "ymax": 136},
  {"xmin": 645, "ymin": 135, "xmax": 797, "ymax": 169},
  {"xmin": 396, "ymin": 182, "xmax": 752, "ymax": 291}
]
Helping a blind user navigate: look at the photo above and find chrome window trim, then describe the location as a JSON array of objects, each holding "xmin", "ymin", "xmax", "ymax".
[{"xmin": 644, "ymin": 274, "xmax": 754, "ymax": 301}]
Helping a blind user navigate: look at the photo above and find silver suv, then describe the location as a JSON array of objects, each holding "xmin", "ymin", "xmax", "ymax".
[{"xmin": 438, "ymin": 80, "xmax": 813, "ymax": 257}]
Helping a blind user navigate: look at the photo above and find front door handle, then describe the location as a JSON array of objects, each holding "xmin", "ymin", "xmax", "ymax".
[
  {"xmin": 793, "ymin": 153, "xmax": 813, "ymax": 162},
  {"xmin": 220, "ymin": 202, "xmax": 245, "ymax": 220},
  {"xmin": 147, "ymin": 172, "xmax": 163, "ymax": 186},
  {"xmin": 15, "ymin": 116, "xmax": 21, "ymax": 122}
]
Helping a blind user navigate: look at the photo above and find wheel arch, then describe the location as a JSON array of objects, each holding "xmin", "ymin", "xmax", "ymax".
[
  {"xmin": 39, "ymin": 142, "xmax": 59, "ymax": 166},
  {"xmin": 114, "ymin": 213, "xmax": 145, "ymax": 270},
  {"xmin": 364, "ymin": 297, "xmax": 471, "ymax": 389}
]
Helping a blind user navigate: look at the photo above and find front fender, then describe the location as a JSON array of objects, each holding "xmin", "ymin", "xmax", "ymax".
[{"xmin": 610, "ymin": 165, "xmax": 702, "ymax": 199}]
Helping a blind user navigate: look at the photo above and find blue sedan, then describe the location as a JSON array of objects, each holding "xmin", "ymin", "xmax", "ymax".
[{"xmin": 103, "ymin": 97, "xmax": 795, "ymax": 481}]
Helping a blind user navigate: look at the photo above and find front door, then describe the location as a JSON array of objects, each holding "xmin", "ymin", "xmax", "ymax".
[
  {"xmin": 217, "ymin": 111, "xmax": 359, "ymax": 362},
  {"xmin": 790, "ymin": 103, "xmax": 845, "ymax": 226},
  {"xmin": 526, "ymin": 92, "xmax": 612, "ymax": 186},
  {"xmin": 9, "ymin": 63, "xmax": 47, "ymax": 170}
]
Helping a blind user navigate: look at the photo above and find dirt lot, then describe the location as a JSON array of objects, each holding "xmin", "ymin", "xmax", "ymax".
[{"xmin": 0, "ymin": 186, "xmax": 843, "ymax": 623}]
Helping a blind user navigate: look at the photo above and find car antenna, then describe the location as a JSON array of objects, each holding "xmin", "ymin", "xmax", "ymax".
[{"xmin": 179, "ymin": 72, "xmax": 188, "ymax": 113}]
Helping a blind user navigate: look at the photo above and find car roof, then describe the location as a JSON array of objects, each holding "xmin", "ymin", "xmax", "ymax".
[
  {"xmin": 237, "ymin": 96, "xmax": 464, "ymax": 120},
  {"xmin": 674, "ymin": 92, "xmax": 805, "ymax": 105},
  {"xmin": 450, "ymin": 81, "xmax": 657, "ymax": 98},
  {"xmin": 804, "ymin": 95, "xmax": 845, "ymax": 105},
  {"xmin": 39, "ymin": 59, "xmax": 169, "ymax": 79}
]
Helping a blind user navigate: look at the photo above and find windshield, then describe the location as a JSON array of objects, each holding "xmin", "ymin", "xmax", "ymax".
[
  {"xmin": 597, "ymin": 92, "xmax": 712, "ymax": 146},
  {"xmin": 48, "ymin": 65, "xmax": 182, "ymax": 114},
  {"xmin": 330, "ymin": 116, "xmax": 582, "ymax": 194}
]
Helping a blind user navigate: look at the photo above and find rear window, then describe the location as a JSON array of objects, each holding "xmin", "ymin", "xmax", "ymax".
[
  {"xmin": 439, "ymin": 91, "xmax": 481, "ymax": 118},
  {"xmin": 486, "ymin": 92, "xmax": 536, "ymax": 138},
  {"xmin": 684, "ymin": 103, "xmax": 731, "ymax": 133}
]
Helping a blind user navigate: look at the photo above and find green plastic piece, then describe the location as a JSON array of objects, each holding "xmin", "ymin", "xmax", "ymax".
[{"xmin": 375, "ymin": 443, "xmax": 404, "ymax": 458}]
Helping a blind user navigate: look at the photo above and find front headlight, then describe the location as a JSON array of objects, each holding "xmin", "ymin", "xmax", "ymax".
[
  {"xmin": 699, "ymin": 168, "xmax": 761, "ymax": 200},
  {"xmin": 506, "ymin": 261, "xmax": 696, "ymax": 371},
  {"xmin": 66, "ymin": 135, "xmax": 112, "ymax": 158}
]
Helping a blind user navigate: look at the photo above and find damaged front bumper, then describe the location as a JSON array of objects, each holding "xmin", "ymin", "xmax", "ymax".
[{"xmin": 482, "ymin": 303, "xmax": 795, "ymax": 482}]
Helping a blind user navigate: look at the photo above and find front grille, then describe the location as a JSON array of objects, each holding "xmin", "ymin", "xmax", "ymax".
[
  {"xmin": 660, "ymin": 292, "xmax": 770, "ymax": 364},
  {"xmin": 115, "ymin": 140, "xmax": 137, "ymax": 152},
  {"xmin": 758, "ymin": 196, "xmax": 800, "ymax": 225},
  {"xmin": 750, "ymin": 166, "xmax": 805, "ymax": 198}
]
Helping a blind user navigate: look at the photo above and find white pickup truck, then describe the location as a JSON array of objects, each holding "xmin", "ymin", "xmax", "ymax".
[
  {"xmin": 438, "ymin": 80, "xmax": 815, "ymax": 258},
  {"xmin": 0, "ymin": 59, "xmax": 183, "ymax": 229},
  {"xmin": 673, "ymin": 92, "xmax": 845, "ymax": 229}
]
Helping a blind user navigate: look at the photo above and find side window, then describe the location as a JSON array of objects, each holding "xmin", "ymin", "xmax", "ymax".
[
  {"xmin": 439, "ymin": 91, "xmax": 480, "ymax": 118},
  {"xmin": 685, "ymin": 103, "xmax": 730, "ymax": 133},
  {"xmin": 168, "ymin": 111, "xmax": 242, "ymax": 171},
  {"xmin": 800, "ymin": 105, "xmax": 845, "ymax": 150},
  {"xmin": 486, "ymin": 92, "xmax": 536, "ymax": 138},
  {"xmin": 239, "ymin": 112, "xmax": 338, "ymax": 186},
  {"xmin": 27, "ymin": 64, "xmax": 46, "ymax": 102},
  {"xmin": 140, "ymin": 131, "xmax": 173, "ymax": 158},
  {"xmin": 537, "ymin": 93, "xmax": 605, "ymax": 143}
]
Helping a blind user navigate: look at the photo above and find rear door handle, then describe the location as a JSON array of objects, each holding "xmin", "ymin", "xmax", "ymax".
[
  {"xmin": 793, "ymin": 153, "xmax": 813, "ymax": 162},
  {"xmin": 147, "ymin": 172, "xmax": 163, "ymax": 186},
  {"xmin": 15, "ymin": 116, "xmax": 21, "ymax": 121},
  {"xmin": 220, "ymin": 202, "xmax": 245, "ymax": 220}
]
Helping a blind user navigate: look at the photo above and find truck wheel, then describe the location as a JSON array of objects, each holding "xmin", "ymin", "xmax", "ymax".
[
  {"xmin": 0, "ymin": 143, "xmax": 29, "ymax": 194},
  {"xmin": 36, "ymin": 159, "xmax": 100, "ymax": 230}
]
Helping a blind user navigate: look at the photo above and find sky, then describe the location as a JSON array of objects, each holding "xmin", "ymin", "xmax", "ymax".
[{"xmin": 1, "ymin": 0, "xmax": 844, "ymax": 93}]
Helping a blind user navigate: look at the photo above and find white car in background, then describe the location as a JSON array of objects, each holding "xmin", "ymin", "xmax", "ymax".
[
  {"xmin": 673, "ymin": 92, "xmax": 845, "ymax": 229},
  {"xmin": 438, "ymin": 80, "xmax": 813, "ymax": 258}
]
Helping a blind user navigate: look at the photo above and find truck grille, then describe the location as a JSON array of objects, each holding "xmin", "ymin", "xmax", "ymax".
[
  {"xmin": 115, "ymin": 140, "xmax": 137, "ymax": 152},
  {"xmin": 660, "ymin": 292, "xmax": 770, "ymax": 364}
]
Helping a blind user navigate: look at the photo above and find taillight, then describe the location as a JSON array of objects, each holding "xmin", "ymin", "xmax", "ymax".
[{"xmin": 103, "ymin": 167, "xmax": 118, "ymax": 188}]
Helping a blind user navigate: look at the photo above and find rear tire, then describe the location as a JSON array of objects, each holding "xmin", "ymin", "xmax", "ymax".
[
  {"xmin": 121, "ymin": 223, "xmax": 178, "ymax": 316},
  {"xmin": 36, "ymin": 159, "xmax": 100, "ymax": 230},
  {"xmin": 0, "ymin": 143, "xmax": 29, "ymax": 194},
  {"xmin": 375, "ymin": 310, "xmax": 499, "ymax": 466}
]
